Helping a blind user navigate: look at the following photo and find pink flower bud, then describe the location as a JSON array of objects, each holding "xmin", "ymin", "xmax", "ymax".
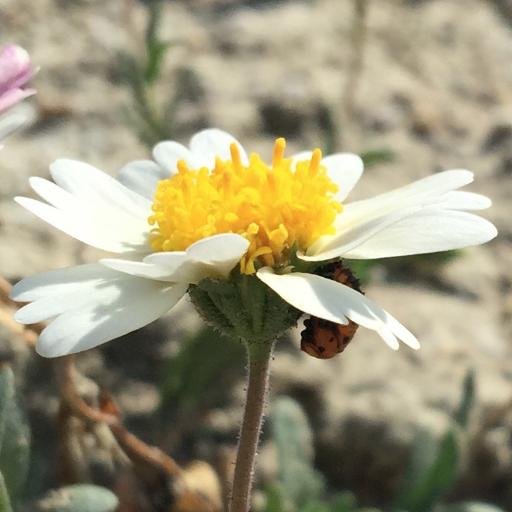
[{"xmin": 0, "ymin": 44, "xmax": 35, "ymax": 114}]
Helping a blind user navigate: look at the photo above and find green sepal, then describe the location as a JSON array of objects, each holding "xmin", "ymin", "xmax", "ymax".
[{"xmin": 189, "ymin": 271, "xmax": 301, "ymax": 344}]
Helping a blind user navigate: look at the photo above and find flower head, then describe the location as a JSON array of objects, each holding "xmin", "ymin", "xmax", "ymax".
[
  {"xmin": 12, "ymin": 129, "xmax": 497, "ymax": 357},
  {"xmin": 0, "ymin": 44, "xmax": 35, "ymax": 114},
  {"xmin": 149, "ymin": 138, "xmax": 342, "ymax": 274}
]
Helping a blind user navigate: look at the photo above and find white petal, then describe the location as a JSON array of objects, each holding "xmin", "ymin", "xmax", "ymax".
[
  {"xmin": 105, "ymin": 234, "xmax": 249, "ymax": 284},
  {"xmin": 306, "ymin": 169, "xmax": 477, "ymax": 257},
  {"xmin": 11, "ymin": 263, "xmax": 118, "ymax": 302},
  {"xmin": 339, "ymin": 169, "xmax": 474, "ymax": 228},
  {"xmin": 15, "ymin": 196, "xmax": 148, "ymax": 253},
  {"xmin": 257, "ymin": 269, "xmax": 419, "ymax": 350},
  {"xmin": 50, "ymin": 159, "xmax": 151, "ymax": 216},
  {"xmin": 100, "ymin": 259, "xmax": 176, "ymax": 281},
  {"xmin": 186, "ymin": 234, "xmax": 249, "ymax": 275},
  {"xmin": 434, "ymin": 191, "xmax": 492, "ymax": 210},
  {"xmin": 153, "ymin": 141, "xmax": 204, "ymax": 171},
  {"xmin": 35, "ymin": 276, "xmax": 187, "ymax": 357},
  {"xmin": 29, "ymin": 177, "xmax": 78, "ymax": 210},
  {"xmin": 143, "ymin": 251, "xmax": 188, "ymax": 270},
  {"xmin": 339, "ymin": 208, "xmax": 497, "ymax": 259},
  {"xmin": 189, "ymin": 129, "xmax": 249, "ymax": 168},
  {"xmin": 0, "ymin": 110, "xmax": 27, "ymax": 141},
  {"xmin": 117, "ymin": 160, "xmax": 164, "ymax": 200},
  {"xmin": 321, "ymin": 153, "xmax": 364, "ymax": 201},
  {"xmin": 301, "ymin": 205, "xmax": 422, "ymax": 261}
]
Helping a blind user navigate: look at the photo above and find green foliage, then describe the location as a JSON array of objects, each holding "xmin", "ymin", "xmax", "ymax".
[
  {"xmin": 118, "ymin": 0, "xmax": 174, "ymax": 147},
  {"xmin": 437, "ymin": 503, "xmax": 507, "ymax": 512},
  {"xmin": 264, "ymin": 398, "xmax": 381, "ymax": 512},
  {"xmin": 143, "ymin": 0, "xmax": 169, "ymax": 84},
  {"xmin": 0, "ymin": 365, "xmax": 30, "ymax": 507},
  {"xmin": 263, "ymin": 485, "xmax": 381, "ymax": 512},
  {"xmin": 454, "ymin": 370, "xmax": 475, "ymax": 429},
  {"xmin": 393, "ymin": 430, "xmax": 459, "ymax": 512},
  {"xmin": 33, "ymin": 484, "xmax": 118, "ymax": 512},
  {"xmin": 0, "ymin": 471, "xmax": 13, "ymax": 512},
  {"xmin": 393, "ymin": 369, "xmax": 476, "ymax": 512},
  {"xmin": 360, "ymin": 149, "xmax": 395, "ymax": 168},
  {"xmin": 270, "ymin": 397, "xmax": 325, "ymax": 509},
  {"xmin": 261, "ymin": 372, "xmax": 502, "ymax": 512},
  {"xmin": 160, "ymin": 326, "xmax": 245, "ymax": 411}
]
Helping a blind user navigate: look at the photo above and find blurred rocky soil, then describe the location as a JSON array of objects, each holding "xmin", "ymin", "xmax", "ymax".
[{"xmin": 1, "ymin": 0, "xmax": 512, "ymax": 508}]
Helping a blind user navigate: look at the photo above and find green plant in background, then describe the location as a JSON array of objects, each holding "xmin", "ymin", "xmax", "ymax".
[
  {"xmin": 263, "ymin": 372, "xmax": 505, "ymax": 512},
  {"xmin": 0, "ymin": 365, "xmax": 118, "ymax": 512},
  {"xmin": 118, "ymin": 0, "xmax": 174, "ymax": 148},
  {"xmin": 264, "ymin": 396, "xmax": 376, "ymax": 512},
  {"xmin": 0, "ymin": 365, "xmax": 30, "ymax": 511},
  {"xmin": 360, "ymin": 149, "xmax": 395, "ymax": 168},
  {"xmin": 267, "ymin": 397, "xmax": 325, "ymax": 510},
  {"xmin": 30, "ymin": 484, "xmax": 118, "ymax": 512},
  {"xmin": 394, "ymin": 370, "xmax": 507, "ymax": 512},
  {"xmin": 160, "ymin": 326, "xmax": 246, "ymax": 414}
]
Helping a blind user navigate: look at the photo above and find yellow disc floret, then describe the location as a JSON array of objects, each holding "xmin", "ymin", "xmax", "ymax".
[{"xmin": 148, "ymin": 138, "xmax": 342, "ymax": 274}]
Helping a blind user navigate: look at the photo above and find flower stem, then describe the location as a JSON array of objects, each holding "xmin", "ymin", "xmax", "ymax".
[{"xmin": 229, "ymin": 340, "xmax": 274, "ymax": 512}]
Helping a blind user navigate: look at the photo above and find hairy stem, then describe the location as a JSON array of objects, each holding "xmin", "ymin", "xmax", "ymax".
[{"xmin": 229, "ymin": 341, "xmax": 274, "ymax": 512}]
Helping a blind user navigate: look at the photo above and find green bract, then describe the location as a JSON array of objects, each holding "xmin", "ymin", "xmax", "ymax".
[{"xmin": 189, "ymin": 271, "xmax": 301, "ymax": 345}]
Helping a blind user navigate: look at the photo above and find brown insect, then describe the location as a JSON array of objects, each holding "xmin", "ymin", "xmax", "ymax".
[{"xmin": 300, "ymin": 261, "xmax": 363, "ymax": 359}]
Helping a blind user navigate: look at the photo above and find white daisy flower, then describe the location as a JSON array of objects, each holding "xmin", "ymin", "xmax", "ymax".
[{"xmin": 11, "ymin": 129, "xmax": 497, "ymax": 357}]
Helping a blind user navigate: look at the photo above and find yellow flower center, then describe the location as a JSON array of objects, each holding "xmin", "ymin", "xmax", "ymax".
[{"xmin": 148, "ymin": 138, "xmax": 342, "ymax": 274}]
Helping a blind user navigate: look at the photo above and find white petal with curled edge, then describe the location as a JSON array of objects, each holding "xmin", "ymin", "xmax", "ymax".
[
  {"xmin": 338, "ymin": 208, "xmax": 497, "ymax": 260},
  {"xmin": 321, "ymin": 153, "xmax": 364, "ymax": 201},
  {"xmin": 189, "ymin": 129, "xmax": 249, "ymax": 168},
  {"xmin": 143, "ymin": 252, "xmax": 188, "ymax": 270},
  {"xmin": 186, "ymin": 234, "xmax": 250, "ymax": 276},
  {"xmin": 100, "ymin": 259, "xmax": 177, "ymax": 281},
  {"xmin": 153, "ymin": 141, "xmax": 205, "ymax": 171},
  {"xmin": 117, "ymin": 160, "xmax": 164, "ymax": 200},
  {"xmin": 256, "ymin": 268, "xmax": 419, "ymax": 350},
  {"xmin": 104, "ymin": 234, "xmax": 250, "ymax": 284},
  {"xmin": 142, "ymin": 252, "xmax": 208, "ymax": 284},
  {"xmin": 36, "ymin": 276, "xmax": 187, "ymax": 357}
]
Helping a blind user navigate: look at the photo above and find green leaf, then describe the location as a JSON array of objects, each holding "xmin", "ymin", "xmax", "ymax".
[
  {"xmin": 454, "ymin": 369, "xmax": 475, "ymax": 429},
  {"xmin": 263, "ymin": 486, "xmax": 286, "ymax": 512},
  {"xmin": 393, "ymin": 430, "xmax": 459, "ymax": 512},
  {"xmin": 360, "ymin": 149, "xmax": 395, "ymax": 167},
  {"xmin": 0, "ymin": 366, "xmax": 14, "ymax": 450},
  {"xmin": 271, "ymin": 397, "xmax": 325, "ymax": 508},
  {"xmin": 33, "ymin": 484, "xmax": 118, "ymax": 512},
  {"xmin": 145, "ymin": 40, "xmax": 170, "ymax": 84},
  {"xmin": 300, "ymin": 501, "xmax": 330, "ymax": 512},
  {"xmin": 160, "ymin": 326, "xmax": 245, "ymax": 411},
  {"xmin": 437, "ymin": 503, "xmax": 506, "ymax": 512},
  {"xmin": 0, "ymin": 365, "xmax": 30, "ymax": 504},
  {"xmin": 331, "ymin": 491, "xmax": 358, "ymax": 512},
  {"xmin": 0, "ymin": 471, "xmax": 13, "ymax": 512}
]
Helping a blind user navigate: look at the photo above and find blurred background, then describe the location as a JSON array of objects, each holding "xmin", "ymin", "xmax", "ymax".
[{"xmin": 0, "ymin": 0, "xmax": 511, "ymax": 511}]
